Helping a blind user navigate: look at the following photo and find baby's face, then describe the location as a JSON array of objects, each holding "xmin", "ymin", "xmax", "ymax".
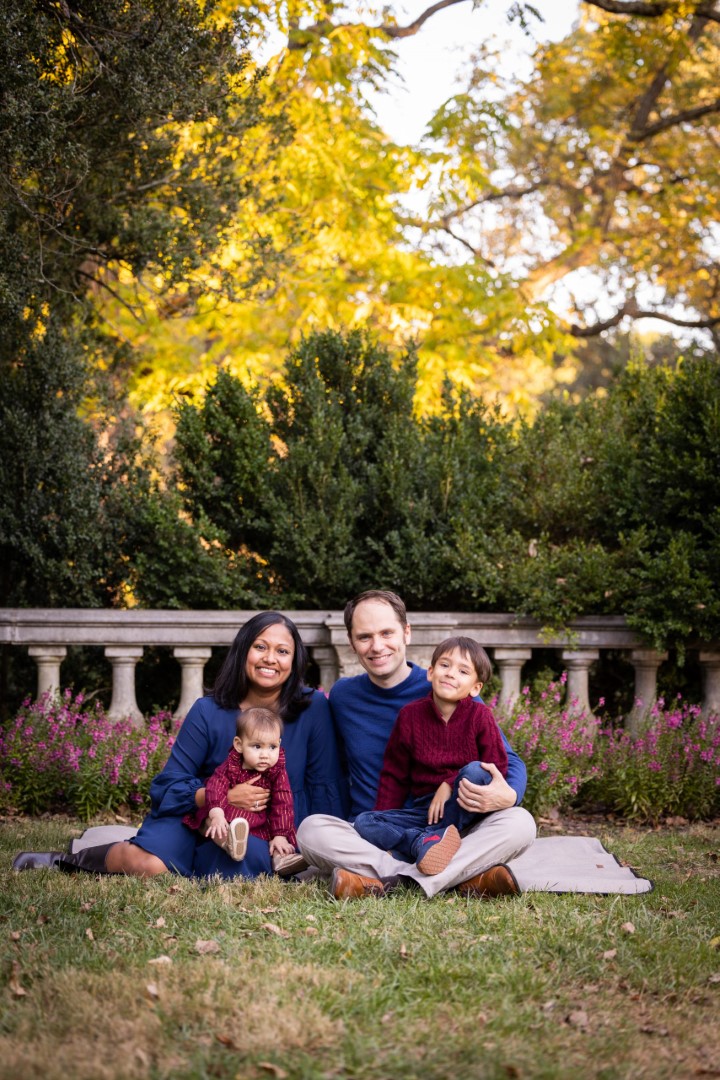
[{"xmin": 235, "ymin": 729, "xmax": 281, "ymax": 772}]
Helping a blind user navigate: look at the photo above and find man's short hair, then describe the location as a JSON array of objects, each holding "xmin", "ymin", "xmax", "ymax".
[
  {"xmin": 236, "ymin": 706, "xmax": 284, "ymax": 739},
  {"xmin": 343, "ymin": 590, "xmax": 409, "ymax": 634},
  {"xmin": 430, "ymin": 636, "xmax": 492, "ymax": 685}
]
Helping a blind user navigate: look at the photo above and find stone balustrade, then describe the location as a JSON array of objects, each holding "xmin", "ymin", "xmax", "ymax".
[{"xmin": 3, "ymin": 608, "xmax": 719, "ymax": 729}]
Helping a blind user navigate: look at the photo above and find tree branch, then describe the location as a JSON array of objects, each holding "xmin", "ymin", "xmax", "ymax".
[
  {"xmin": 569, "ymin": 298, "xmax": 720, "ymax": 336},
  {"xmin": 582, "ymin": 1, "xmax": 720, "ymax": 25},
  {"xmin": 287, "ymin": 0, "xmax": 478, "ymax": 48},
  {"xmin": 636, "ymin": 96, "xmax": 720, "ymax": 139}
]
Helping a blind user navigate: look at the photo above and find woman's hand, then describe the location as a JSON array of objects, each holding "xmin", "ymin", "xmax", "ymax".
[
  {"xmin": 269, "ymin": 835, "xmax": 294, "ymax": 856},
  {"xmin": 204, "ymin": 808, "xmax": 229, "ymax": 842},
  {"xmin": 457, "ymin": 763, "xmax": 517, "ymax": 814},
  {"xmin": 427, "ymin": 781, "xmax": 452, "ymax": 824},
  {"xmin": 227, "ymin": 776, "xmax": 270, "ymax": 813}
]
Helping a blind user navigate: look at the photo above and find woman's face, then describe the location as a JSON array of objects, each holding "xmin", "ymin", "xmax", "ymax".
[{"xmin": 244, "ymin": 622, "xmax": 295, "ymax": 693}]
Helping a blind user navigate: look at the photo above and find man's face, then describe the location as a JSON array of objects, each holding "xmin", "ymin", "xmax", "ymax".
[{"xmin": 348, "ymin": 599, "xmax": 411, "ymax": 687}]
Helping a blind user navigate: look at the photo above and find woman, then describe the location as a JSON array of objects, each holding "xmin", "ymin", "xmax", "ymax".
[{"xmin": 13, "ymin": 612, "xmax": 348, "ymax": 879}]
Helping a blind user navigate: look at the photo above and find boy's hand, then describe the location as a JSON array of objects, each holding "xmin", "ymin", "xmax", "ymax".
[
  {"xmin": 269, "ymin": 836, "xmax": 294, "ymax": 856},
  {"xmin": 205, "ymin": 808, "xmax": 229, "ymax": 842},
  {"xmin": 427, "ymin": 782, "xmax": 453, "ymax": 824}
]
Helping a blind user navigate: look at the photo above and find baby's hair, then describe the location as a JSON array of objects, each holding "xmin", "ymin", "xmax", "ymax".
[
  {"xmin": 236, "ymin": 706, "xmax": 284, "ymax": 740},
  {"xmin": 430, "ymin": 636, "xmax": 492, "ymax": 685}
]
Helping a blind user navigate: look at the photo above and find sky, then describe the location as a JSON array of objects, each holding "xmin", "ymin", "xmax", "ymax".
[{"xmin": 368, "ymin": 1, "xmax": 582, "ymax": 144}]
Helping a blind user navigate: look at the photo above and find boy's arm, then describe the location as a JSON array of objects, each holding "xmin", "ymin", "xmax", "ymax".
[
  {"xmin": 475, "ymin": 708, "xmax": 509, "ymax": 778},
  {"xmin": 374, "ymin": 710, "xmax": 413, "ymax": 810}
]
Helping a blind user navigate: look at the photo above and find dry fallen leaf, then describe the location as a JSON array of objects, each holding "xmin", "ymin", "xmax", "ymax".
[
  {"xmin": 9, "ymin": 961, "xmax": 26, "ymax": 998},
  {"xmin": 399, "ymin": 943, "xmax": 409, "ymax": 959},
  {"xmin": 148, "ymin": 955, "xmax": 173, "ymax": 966},
  {"xmin": 603, "ymin": 949, "xmax": 617, "ymax": 960},
  {"xmin": 10, "ymin": 930, "xmax": 21, "ymax": 942},
  {"xmin": 709, "ymin": 936, "xmax": 720, "ymax": 951},
  {"xmin": 194, "ymin": 939, "xmax": 220, "ymax": 954},
  {"xmin": 85, "ymin": 928, "xmax": 95, "ymax": 941},
  {"xmin": 261, "ymin": 922, "xmax": 290, "ymax": 938},
  {"xmin": 155, "ymin": 916, "xmax": 166, "ymax": 928},
  {"xmin": 708, "ymin": 973, "xmax": 720, "ymax": 984},
  {"xmin": 258, "ymin": 1063, "xmax": 288, "ymax": 1078},
  {"xmin": 621, "ymin": 922, "xmax": 636, "ymax": 935},
  {"xmin": 566, "ymin": 1010, "xmax": 589, "ymax": 1029},
  {"xmin": 305, "ymin": 926, "xmax": 319, "ymax": 936},
  {"xmin": 216, "ymin": 1034, "xmax": 239, "ymax": 1050},
  {"xmin": 146, "ymin": 982, "xmax": 160, "ymax": 1000}
]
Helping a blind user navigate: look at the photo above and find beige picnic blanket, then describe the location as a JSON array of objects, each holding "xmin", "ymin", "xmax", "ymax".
[
  {"xmin": 71, "ymin": 826, "xmax": 653, "ymax": 894},
  {"xmin": 507, "ymin": 835, "xmax": 653, "ymax": 894}
]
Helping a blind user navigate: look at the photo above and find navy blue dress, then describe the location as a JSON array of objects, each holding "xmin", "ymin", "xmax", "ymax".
[{"xmin": 130, "ymin": 691, "xmax": 347, "ymax": 879}]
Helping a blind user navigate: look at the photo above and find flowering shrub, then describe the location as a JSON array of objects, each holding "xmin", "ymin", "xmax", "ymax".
[
  {"xmin": 589, "ymin": 698, "xmax": 720, "ymax": 822},
  {"xmin": 498, "ymin": 678, "xmax": 720, "ymax": 821},
  {"xmin": 0, "ymin": 690, "xmax": 179, "ymax": 820},
  {"xmin": 498, "ymin": 674, "xmax": 601, "ymax": 817}
]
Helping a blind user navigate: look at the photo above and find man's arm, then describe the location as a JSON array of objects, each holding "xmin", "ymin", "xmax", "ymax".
[{"xmin": 458, "ymin": 730, "xmax": 527, "ymax": 814}]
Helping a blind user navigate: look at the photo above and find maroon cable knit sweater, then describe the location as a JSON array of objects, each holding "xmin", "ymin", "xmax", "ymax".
[{"xmin": 374, "ymin": 693, "xmax": 509, "ymax": 810}]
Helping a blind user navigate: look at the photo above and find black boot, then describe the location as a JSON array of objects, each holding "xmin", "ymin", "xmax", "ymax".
[
  {"xmin": 12, "ymin": 851, "xmax": 64, "ymax": 871},
  {"xmin": 57, "ymin": 842, "xmax": 116, "ymax": 874}
]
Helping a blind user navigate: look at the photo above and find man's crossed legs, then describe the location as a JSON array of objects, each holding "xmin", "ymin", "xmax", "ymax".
[{"xmin": 297, "ymin": 805, "xmax": 536, "ymax": 899}]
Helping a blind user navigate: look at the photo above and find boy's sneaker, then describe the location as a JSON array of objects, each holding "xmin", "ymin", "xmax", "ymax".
[
  {"xmin": 416, "ymin": 825, "xmax": 461, "ymax": 876},
  {"xmin": 272, "ymin": 852, "xmax": 309, "ymax": 878},
  {"xmin": 223, "ymin": 817, "xmax": 249, "ymax": 862}
]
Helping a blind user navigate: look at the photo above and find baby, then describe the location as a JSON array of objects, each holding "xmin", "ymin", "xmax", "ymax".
[{"xmin": 183, "ymin": 706, "xmax": 305, "ymax": 875}]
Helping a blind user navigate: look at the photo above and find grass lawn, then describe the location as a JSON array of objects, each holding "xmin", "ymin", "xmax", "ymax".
[{"xmin": 1, "ymin": 815, "xmax": 719, "ymax": 1080}]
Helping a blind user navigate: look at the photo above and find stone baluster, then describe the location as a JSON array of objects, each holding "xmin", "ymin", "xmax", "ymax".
[
  {"xmin": 493, "ymin": 648, "xmax": 532, "ymax": 714},
  {"xmin": 699, "ymin": 650, "xmax": 720, "ymax": 716},
  {"xmin": 105, "ymin": 646, "xmax": 144, "ymax": 725},
  {"xmin": 627, "ymin": 648, "xmax": 668, "ymax": 733},
  {"xmin": 561, "ymin": 649, "xmax": 599, "ymax": 715},
  {"xmin": 308, "ymin": 645, "xmax": 339, "ymax": 693},
  {"xmin": 28, "ymin": 646, "xmax": 67, "ymax": 699},
  {"xmin": 173, "ymin": 647, "xmax": 212, "ymax": 720}
]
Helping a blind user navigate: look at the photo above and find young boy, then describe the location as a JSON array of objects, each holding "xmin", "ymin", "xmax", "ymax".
[
  {"xmin": 353, "ymin": 636, "xmax": 508, "ymax": 876},
  {"xmin": 183, "ymin": 706, "xmax": 305, "ymax": 875}
]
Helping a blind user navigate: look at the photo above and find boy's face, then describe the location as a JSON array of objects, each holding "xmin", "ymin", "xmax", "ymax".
[
  {"xmin": 428, "ymin": 647, "xmax": 482, "ymax": 705},
  {"xmin": 234, "ymin": 729, "xmax": 281, "ymax": 772},
  {"xmin": 348, "ymin": 599, "xmax": 411, "ymax": 688}
]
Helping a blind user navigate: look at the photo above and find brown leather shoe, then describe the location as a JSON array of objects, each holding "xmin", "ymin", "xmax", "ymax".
[
  {"xmin": 331, "ymin": 867, "xmax": 386, "ymax": 899},
  {"xmin": 456, "ymin": 864, "xmax": 519, "ymax": 898}
]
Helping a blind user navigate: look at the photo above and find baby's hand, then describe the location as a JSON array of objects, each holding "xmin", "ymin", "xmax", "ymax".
[
  {"xmin": 427, "ymin": 782, "xmax": 453, "ymax": 825},
  {"xmin": 205, "ymin": 809, "xmax": 229, "ymax": 843},
  {"xmin": 269, "ymin": 835, "xmax": 294, "ymax": 856}
]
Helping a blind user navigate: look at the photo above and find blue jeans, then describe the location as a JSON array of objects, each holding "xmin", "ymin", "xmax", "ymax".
[{"xmin": 353, "ymin": 762, "xmax": 493, "ymax": 863}]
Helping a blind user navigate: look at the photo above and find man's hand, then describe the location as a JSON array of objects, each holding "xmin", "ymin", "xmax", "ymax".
[
  {"xmin": 457, "ymin": 762, "xmax": 516, "ymax": 814},
  {"xmin": 227, "ymin": 775, "xmax": 270, "ymax": 812},
  {"xmin": 427, "ymin": 781, "xmax": 452, "ymax": 824}
]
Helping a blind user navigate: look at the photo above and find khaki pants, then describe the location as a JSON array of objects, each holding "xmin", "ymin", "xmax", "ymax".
[{"xmin": 297, "ymin": 806, "xmax": 536, "ymax": 898}]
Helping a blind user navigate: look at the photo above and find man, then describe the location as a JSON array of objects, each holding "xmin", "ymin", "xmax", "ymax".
[{"xmin": 297, "ymin": 590, "xmax": 536, "ymax": 899}]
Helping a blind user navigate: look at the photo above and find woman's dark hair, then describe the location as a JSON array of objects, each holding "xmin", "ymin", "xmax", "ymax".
[{"xmin": 212, "ymin": 612, "xmax": 310, "ymax": 721}]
